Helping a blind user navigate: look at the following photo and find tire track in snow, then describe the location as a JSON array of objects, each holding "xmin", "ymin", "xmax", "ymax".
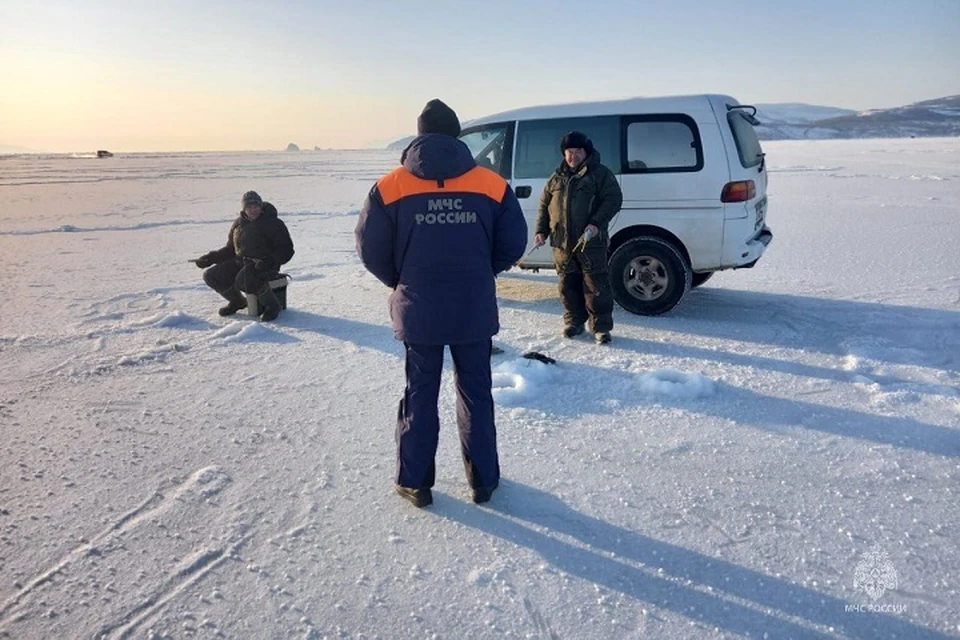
[
  {"xmin": 0, "ymin": 467, "xmax": 232, "ymax": 628},
  {"xmin": 96, "ymin": 533, "xmax": 250, "ymax": 640}
]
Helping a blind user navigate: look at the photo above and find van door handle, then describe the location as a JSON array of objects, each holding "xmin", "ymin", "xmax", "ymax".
[{"xmin": 515, "ymin": 186, "xmax": 532, "ymax": 199}]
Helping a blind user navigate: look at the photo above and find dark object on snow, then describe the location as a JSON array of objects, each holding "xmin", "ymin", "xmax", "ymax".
[
  {"xmin": 96, "ymin": 150, "xmax": 113, "ymax": 158},
  {"xmin": 522, "ymin": 351, "xmax": 556, "ymax": 365}
]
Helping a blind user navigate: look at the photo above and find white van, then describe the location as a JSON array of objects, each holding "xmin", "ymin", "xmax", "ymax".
[{"xmin": 458, "ymin": 94, "xmax": 773, "ymax": 315}]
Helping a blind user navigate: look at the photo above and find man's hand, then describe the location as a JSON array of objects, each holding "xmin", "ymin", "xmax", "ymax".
[
  {"xmin": 194, "ymin": 255, "xmax": 213, "ymax": 269},
  {"xmin": 584, "ymin": 224, "xmax": 599, "ymax": 241},
  {"xmin": 533, "ymin": 233, "xmax": 546, "ymax": 247}
]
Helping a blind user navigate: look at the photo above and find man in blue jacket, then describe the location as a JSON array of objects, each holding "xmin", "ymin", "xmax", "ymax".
[{"xmin": 355, "ymin": 99, "xmax": 528, "ymax": 508}]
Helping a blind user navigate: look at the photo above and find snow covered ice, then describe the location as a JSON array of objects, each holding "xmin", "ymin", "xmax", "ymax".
[{"xmin": 1, "ymin": 140, "xmax": 958, "ymax": 638}]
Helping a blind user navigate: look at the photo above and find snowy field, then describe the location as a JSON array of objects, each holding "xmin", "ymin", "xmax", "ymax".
[{"xmin": 1, "ymin": 138, "xmax": 958, "ymax": 639}]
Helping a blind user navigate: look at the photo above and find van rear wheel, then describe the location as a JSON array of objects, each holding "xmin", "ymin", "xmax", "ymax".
[{"xmin": 609, "ymin": 236, "xmax": 691, "ymax": 315}]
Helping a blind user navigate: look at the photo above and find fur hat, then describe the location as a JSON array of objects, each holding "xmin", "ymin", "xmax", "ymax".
[
  {"xmin": 560, "ymin": 131, "xmax": 593, "ymax": 154},
  {"xmin": 242, "ymin": 191, "xmax": 262, "ymax": 207}
]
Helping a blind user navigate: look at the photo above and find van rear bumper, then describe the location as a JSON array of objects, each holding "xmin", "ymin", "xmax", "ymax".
[{"xmin": 734, "ymin": 225, "xmax": 773, "ymax": 269}]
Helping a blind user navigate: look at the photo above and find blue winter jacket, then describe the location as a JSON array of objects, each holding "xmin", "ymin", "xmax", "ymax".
[{"xmin": 355, "ymin": 134, "xmax": 528, "ymax": 345}]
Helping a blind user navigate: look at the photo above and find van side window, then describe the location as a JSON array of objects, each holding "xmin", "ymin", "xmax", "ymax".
[
  {"xmin": 458, "ymin": 123, "xmax": 513, "ymax": 179},
  {"xmin": 727, "ymin": 112, "xmax": 764, "ymax": 168},
  {"xmin": 623, "ymin": 115, "xmax": 703, "ymax": 173},
  {"xmin": 515, "ymin": 116, "xmax": 619, "ymax": 180}
]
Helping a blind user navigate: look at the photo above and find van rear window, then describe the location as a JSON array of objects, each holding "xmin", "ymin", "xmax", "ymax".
[
  {"xmin": 728, "ymin": 112, "xmax": 764, "ymax": 168},
  {"xmin": 624, "ymin": 116, "xmax": 702, "ymax": 173}
]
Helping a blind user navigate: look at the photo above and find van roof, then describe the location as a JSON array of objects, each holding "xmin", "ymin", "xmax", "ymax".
[{"xmin": 464, "ymin": 94, "xmax": 738, "ymax": 127}]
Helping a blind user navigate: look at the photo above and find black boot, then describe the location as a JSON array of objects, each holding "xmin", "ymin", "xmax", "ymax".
[
  {"xmin": 257, "ymin": 284, "xmax": 281, "ymax": 322},
  {"xmin": 217, "ymin": 287, "xmax": 248, "ymax": 316},
  {"xmin": 562, "ymin": 324, "xmax": 584, "ymax": 338},
  {"xmin": 395, "ymin": 485, "xmax": 433, "ymax": 508},
  {"xmin": 471, "ymin": 480, "xmax": 499, "ymax": 505}
]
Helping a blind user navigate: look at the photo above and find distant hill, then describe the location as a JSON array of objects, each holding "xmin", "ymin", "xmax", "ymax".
[
  {"xmin": 386, "ymin": 135, "xmax": 416, "ymax": 151},
  {"xmin": 755, "ymin": 95, "xmax": 960, "ymax": 140},
  {"xmin": 753, "ymin": 104, "xmax": 857, "ymax": 139},
  {"xmin": 383, "ymin": 96, "xmax": 959, "ymax": 148}
]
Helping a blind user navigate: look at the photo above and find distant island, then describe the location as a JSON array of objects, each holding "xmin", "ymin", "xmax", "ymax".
[{"xmin": 286, "ymin": 143, "xmax": 300, "ymax": 152}]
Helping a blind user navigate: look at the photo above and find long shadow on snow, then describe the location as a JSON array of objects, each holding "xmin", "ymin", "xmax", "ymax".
[
  {"xmin": 279, "ymin": 308, "xmax": 402, "ymax": 358},
  {"xmin": 494, "ymin": 349, "xmax": 959, "ymax": 457},
  {"xmin": 610, "ymin": 334, "xmax": 959, "ymax": 399},
  {"xmin": 440, "ymin": 479, "xmax": 952, "ymax": 640},
  {"xmin": 496, "ymin": 274, "xmax": 960, "ymax": 373}
]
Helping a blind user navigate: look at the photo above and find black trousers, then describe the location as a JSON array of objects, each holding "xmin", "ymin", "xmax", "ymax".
[
  {"xmin": 202, "ymin": 259, "xmax": 270, "ymax": 295},
  {"xmin": 396, "ymin": 340, "xmax": 499, "ymax": 491}
]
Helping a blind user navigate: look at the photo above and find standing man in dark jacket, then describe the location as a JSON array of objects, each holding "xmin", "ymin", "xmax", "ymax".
[
  {"xmin": 356, "ymin": 99, "xmax": 527, "ymax": 508},
  {"xmin": 194, "ymin": 191, "xmax": 295, "ymax": 321},
  {"xmin": 534, "ymin": 132, "xmax": 623, "ymax": 344}
]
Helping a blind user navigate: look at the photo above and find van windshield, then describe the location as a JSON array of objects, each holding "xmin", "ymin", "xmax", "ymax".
[
  {"xmin": 727, "ymin": 111, "xmax": 764, "ymax": 169},
  {"xmin": 459, "ymin": 124, "xmax": 512, "ymax": 178}
]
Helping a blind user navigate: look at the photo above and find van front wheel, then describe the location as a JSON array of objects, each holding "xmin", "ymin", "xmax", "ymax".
[{"xmin": 608, "ymin": 236, "xmax": 691, "ymax": 315}]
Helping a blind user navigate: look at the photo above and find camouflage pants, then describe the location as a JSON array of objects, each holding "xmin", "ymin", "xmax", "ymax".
[{"xmin": 553, "ymin": 248, "xmax": 613, "ymax": 333}]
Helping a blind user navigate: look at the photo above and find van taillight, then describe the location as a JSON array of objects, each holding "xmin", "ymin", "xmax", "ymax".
[{"xmin": 721, "ymin": 180, "xmax": 756, "ymax": 202}]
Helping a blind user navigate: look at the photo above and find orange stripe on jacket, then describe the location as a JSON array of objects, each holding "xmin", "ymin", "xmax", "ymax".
[{"xmin": 377, "ymin": 166, "xmax": 507, "ymax": 206}]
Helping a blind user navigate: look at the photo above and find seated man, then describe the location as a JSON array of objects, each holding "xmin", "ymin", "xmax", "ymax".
[{"xmin": 194, "ymin": 191, "xmax": 295, "ymax": 321}]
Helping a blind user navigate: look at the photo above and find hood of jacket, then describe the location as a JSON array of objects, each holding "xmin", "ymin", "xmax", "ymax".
[{"xmin": 401, "ymin": 134, "xmax": 476, "ymax": 182}]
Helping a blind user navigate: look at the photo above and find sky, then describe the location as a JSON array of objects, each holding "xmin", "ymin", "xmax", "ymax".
[{"xmin": 1, "ymin": 0, "xmax": 958, "ymax": 152}]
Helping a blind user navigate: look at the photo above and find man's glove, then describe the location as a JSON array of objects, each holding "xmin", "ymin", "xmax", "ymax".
[{"xmin": 194, "ymin": 255, "xmax": 213, "ymax": 269}]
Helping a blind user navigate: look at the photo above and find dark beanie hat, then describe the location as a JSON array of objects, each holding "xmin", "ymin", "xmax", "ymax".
[
  {"xmin": 417, "ymin": 99, "xmax": 461, "ymax": 137},
  {"xmin": 242, "ymin": 190, "xmax": 262, "ymax": 206},
  {"xmin": 560, "ymin": 131, "xmax": 593, "ymax": 153}
]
